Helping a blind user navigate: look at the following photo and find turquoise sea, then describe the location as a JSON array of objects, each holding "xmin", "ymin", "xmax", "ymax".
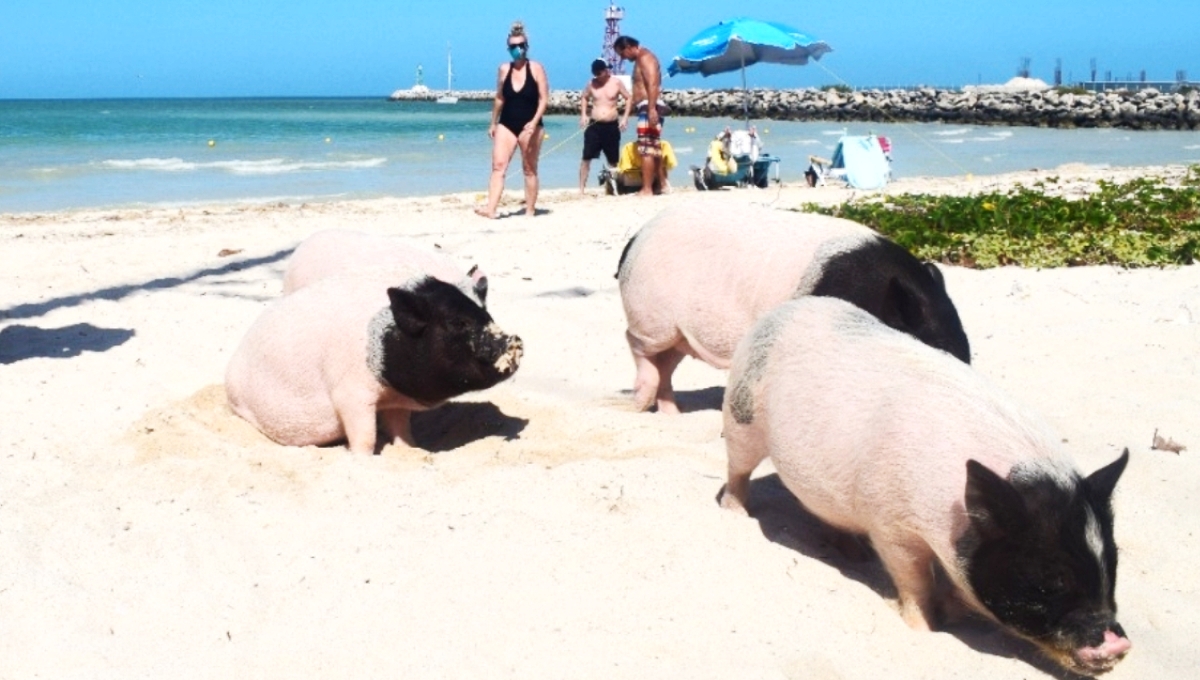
[{"xmin": 3, "ymin": 97, "xmax": 1200, "ymax": 213}]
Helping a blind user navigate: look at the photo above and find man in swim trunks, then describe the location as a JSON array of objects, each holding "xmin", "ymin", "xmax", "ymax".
[
  {"xmin": 579, "ymin": 59, "xmax": 632, "ymax": 195},
  {"xmin": 614, "ymin": 35, "xmax": 669, "ymax": 196}
]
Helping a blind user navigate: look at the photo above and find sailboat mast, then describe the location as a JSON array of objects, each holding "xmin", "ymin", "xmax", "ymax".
[{"xmin": 435, "ymin": 41, "xmax": 458, "ymax": 103}]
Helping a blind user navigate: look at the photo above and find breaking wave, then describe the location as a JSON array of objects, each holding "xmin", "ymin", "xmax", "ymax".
[
  {"xmin": 100, "ymin": 157, "xmax": 387, "ymax": 175},
  {"xmin": 939, "ymin": 130, "xmax": 1015, "ymax": 144}
]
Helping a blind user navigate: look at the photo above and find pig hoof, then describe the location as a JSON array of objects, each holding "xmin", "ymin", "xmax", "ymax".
[
  {"xmin": 718, "ymin": 490, "xmax": 749, "ymax": 515},
  {"xmin": 898, "ymin": 598, "xmax": 936, "ymax": 632},
  {"xmin": 655, "ymin": 402, "xmax": 681, "ymax": 415},
  {"xmin": 631, "ymin": 395, "xmax": 656, "ymax": 412}
]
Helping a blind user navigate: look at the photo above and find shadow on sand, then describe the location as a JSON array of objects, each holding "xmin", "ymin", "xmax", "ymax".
[
  {"xmin": 0, "ymin": 248, "xmax": 294, "ymax": 323},
  {"xmin": 411, "ymin": 401, "xmax": 529, "ymax": 453},
  {"xmin": 613, "ymin": 386, "xmax": 726, "ymax": 413},
  {"xmin": 0, "ymin": 323, "xmax": 135, "ymax": 365},
  {"xmin": 733, "ymin": 473, "xmax": 1087, "ymax": 679},
  {"xmin": 673, "ymin": 386, "xmax": 725, "ymax": 412}
]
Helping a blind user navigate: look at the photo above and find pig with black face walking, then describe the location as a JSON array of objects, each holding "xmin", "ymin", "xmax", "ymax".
[
  {"xmin": 226, "ymin": 264, "xmax": 522, "ymax": 454},
  {"xmin": 721, "ymin": 296, "xmax": 1131, "ymax": 676}
]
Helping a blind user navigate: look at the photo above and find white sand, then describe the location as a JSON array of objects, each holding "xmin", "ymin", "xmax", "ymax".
[{"xmin": 1, "ymin": 165, "xmax": 1197, "ymax": 678}]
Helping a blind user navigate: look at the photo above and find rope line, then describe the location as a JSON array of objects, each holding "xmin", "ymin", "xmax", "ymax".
[{"xmin": 498, "ymin": 119, "xmax": 593, "ymax": 182}]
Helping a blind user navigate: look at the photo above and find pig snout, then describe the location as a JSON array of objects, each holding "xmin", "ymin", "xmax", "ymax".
[
  {"xmin": 1037, "ymin": 619, "xmax": 1130, "ymax": 676},
  {"xmin": 1067, "ymin": 627, "xmax": 1130, "ymax": 676},
  {"xmin": 480, "ymin": 324, "xmax": 522, "ymax": 376}
]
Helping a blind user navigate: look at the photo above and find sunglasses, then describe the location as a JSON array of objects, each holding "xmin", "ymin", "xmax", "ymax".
[{"xmin": 508, "ymin": 41, "xmax": 528, "ymax": 49}]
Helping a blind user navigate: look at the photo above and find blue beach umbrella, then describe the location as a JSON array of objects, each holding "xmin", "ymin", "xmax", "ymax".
[{"xmin": 669, "ymin": 17, "xmax": 832, "ymax": 121}]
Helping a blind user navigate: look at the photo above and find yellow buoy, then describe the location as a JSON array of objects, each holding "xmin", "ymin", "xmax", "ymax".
[
  {"xmin": 543, "ymin": 133, "xmax": 550, "ymax": 140},
  {"xmin": 438, "ymin": 134, "xmax": 445, "ymax": 141},
  {"xmin": 325, "ymin": 137, "xmax": 331, "ymax": 143},
  {"xmin": 207, "ymin": 140, "xmax": 215, "ymax": 147}
]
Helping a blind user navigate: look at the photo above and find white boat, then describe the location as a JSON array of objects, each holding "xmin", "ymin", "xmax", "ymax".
[{"xmin": 436, "ymin": 44, "xmax": 458, "ymax": 104}]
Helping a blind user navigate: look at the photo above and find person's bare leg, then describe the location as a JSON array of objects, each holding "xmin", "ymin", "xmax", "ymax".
[
  {"xmin": 518, "ymin": 128, "xmax": 543, "ymax": 216},
  {"xmin": 638, "ymin": 154, "xmax": 659, "ymax": 197},
  {"xmin": 579, "ymin": 159, "xmax": 590, "ymax": 194},
  {"xmin": 477, "ymin": 126, "xmax": 519, "ymax": 218}
]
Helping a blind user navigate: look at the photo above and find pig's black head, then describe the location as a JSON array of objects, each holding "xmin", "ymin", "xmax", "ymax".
[
  {"xmin": 959, "ymin": 450, "xmax": 1131, "ymax": 675},
  {"xmin": 376, "ymin": 278, "xmax": 522, "ymax": 405},
  {"xmin": 809, "ymin": 238, "xmax": 971, "ymax": 364}
]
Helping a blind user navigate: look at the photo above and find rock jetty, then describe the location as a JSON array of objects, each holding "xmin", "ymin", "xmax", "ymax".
[{"xmin": 389, "ymin": 87, "xmax": 1200, "ymax": 130}]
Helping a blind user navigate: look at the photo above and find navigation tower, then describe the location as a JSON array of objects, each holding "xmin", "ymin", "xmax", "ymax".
[{"xmin": 602, "ymin": 4, "xmax": 625, "ymax": 74}]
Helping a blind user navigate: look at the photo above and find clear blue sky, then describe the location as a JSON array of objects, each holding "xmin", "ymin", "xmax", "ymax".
[{"xmin": 3, "ymin": 0, "xmax": 1197, "ymax": 98}]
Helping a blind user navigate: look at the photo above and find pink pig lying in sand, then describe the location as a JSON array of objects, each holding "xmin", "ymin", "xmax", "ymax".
[
  {"xmin": 282, "ymin": 228, "xmax": 487, "ymax": 307},
  {"xmin": 226, "ymin": 265, "xmax": 522, "ymax": 454},
  {"xmin": 721, "ymin": 296, "xmax": 1130, "ymax": 676},
  {"xmin": 616, "ymin": 203, "xmax": 969, "ymax": 414}
]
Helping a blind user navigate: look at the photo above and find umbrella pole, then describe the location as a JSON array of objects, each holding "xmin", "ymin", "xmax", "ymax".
[{"xmin": 740, "ymin": 52, "xmax": 749, "ymax": 127}]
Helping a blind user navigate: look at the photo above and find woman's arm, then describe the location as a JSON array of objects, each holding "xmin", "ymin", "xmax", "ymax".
[
  {"xmin": 531, "ymin": 61, "xmax": 549, "ymax": 128},
  {"xmin": 489, "ymin": 64, "xmax": 507, "ymax": 138}
]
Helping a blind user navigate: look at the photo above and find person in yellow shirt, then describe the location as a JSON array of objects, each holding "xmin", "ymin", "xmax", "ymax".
[{"xmin": 614, "ymin": 139, "xmax": 676, "ymax": 194}]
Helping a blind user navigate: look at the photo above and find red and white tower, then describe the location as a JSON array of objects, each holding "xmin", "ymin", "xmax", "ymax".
[{"xmin": 602, "ymin": 4, "xmax": 625, "ymax": 74}]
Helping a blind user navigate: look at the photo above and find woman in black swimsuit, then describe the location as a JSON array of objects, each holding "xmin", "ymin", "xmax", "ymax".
[{"xmin": 477, "ymin": 21, "xmax": 550, "ymax": 219}]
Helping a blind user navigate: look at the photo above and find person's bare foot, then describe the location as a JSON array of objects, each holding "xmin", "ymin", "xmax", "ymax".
[{"xmin": 473, "ymin": 207, "xmax": 496, "ymax": 219}]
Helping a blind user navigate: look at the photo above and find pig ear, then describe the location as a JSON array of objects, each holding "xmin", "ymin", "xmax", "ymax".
[
  {"xmin": 924, "ymin": 262, "xmax": 946, "ymax": 289},
  {"xmin": 387, "ymin": 287, "xmax": 429, "ymax": 337},
  {"xmin": 1086, "ymin": 448, "xmax": 1129, "ymax": 502},
  {"xmin": 881, "ymin": 276, "xmax": 925, "ymax": 332},
  {"xmin": 965, "ymin": 460, "xmax": 1030, "ymax": 538},
  {"xmin": 467, "ymin": 265, "xmax": 488, "ymax": 307},
  {"xmin": 474, "ymin": 278, "xmax": 489, "ymax": 307}
]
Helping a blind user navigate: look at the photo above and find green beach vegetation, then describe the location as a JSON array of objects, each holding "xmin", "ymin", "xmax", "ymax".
[{"xmin": 797, "ymin": 166, "xmax": 1200, "ymax": 268}]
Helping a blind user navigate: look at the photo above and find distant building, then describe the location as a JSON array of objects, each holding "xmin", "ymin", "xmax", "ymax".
[{"xmin": 1072, "ymin": 80, "xmax": 1195, "ymax": 93}]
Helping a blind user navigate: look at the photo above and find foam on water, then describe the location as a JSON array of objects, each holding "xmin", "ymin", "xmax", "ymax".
[{"xmin": 100, "ymin": 157, "xmax": 388, "ymax": 174}]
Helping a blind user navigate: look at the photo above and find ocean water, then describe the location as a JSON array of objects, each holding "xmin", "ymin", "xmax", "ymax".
[{"xmin": 3, "ymin": 97, "xmax": 1200, "ymax": 213}]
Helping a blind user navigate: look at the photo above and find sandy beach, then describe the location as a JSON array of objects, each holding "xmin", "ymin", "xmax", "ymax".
[{"xmin": 1, "ymin": 165, "xmax": 1197, "ymax": 679}]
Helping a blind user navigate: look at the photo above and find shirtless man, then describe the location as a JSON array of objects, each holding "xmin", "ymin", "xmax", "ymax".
[
  {"xmin": 579, "ymin": 59, "xmax": 631, "ymax": 194},
  {"xmin": 614, "ymin": 35, "xmax": 668, "ymax": 196}
]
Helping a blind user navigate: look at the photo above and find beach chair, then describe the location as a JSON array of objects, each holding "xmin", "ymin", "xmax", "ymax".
[
  {"xmin": 807, "ymin": 135, "xmax": 891, "ymax": 189},
  {"xmin": 691, "ymin": 127, "xmax": 780, "ymax": 190}
]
